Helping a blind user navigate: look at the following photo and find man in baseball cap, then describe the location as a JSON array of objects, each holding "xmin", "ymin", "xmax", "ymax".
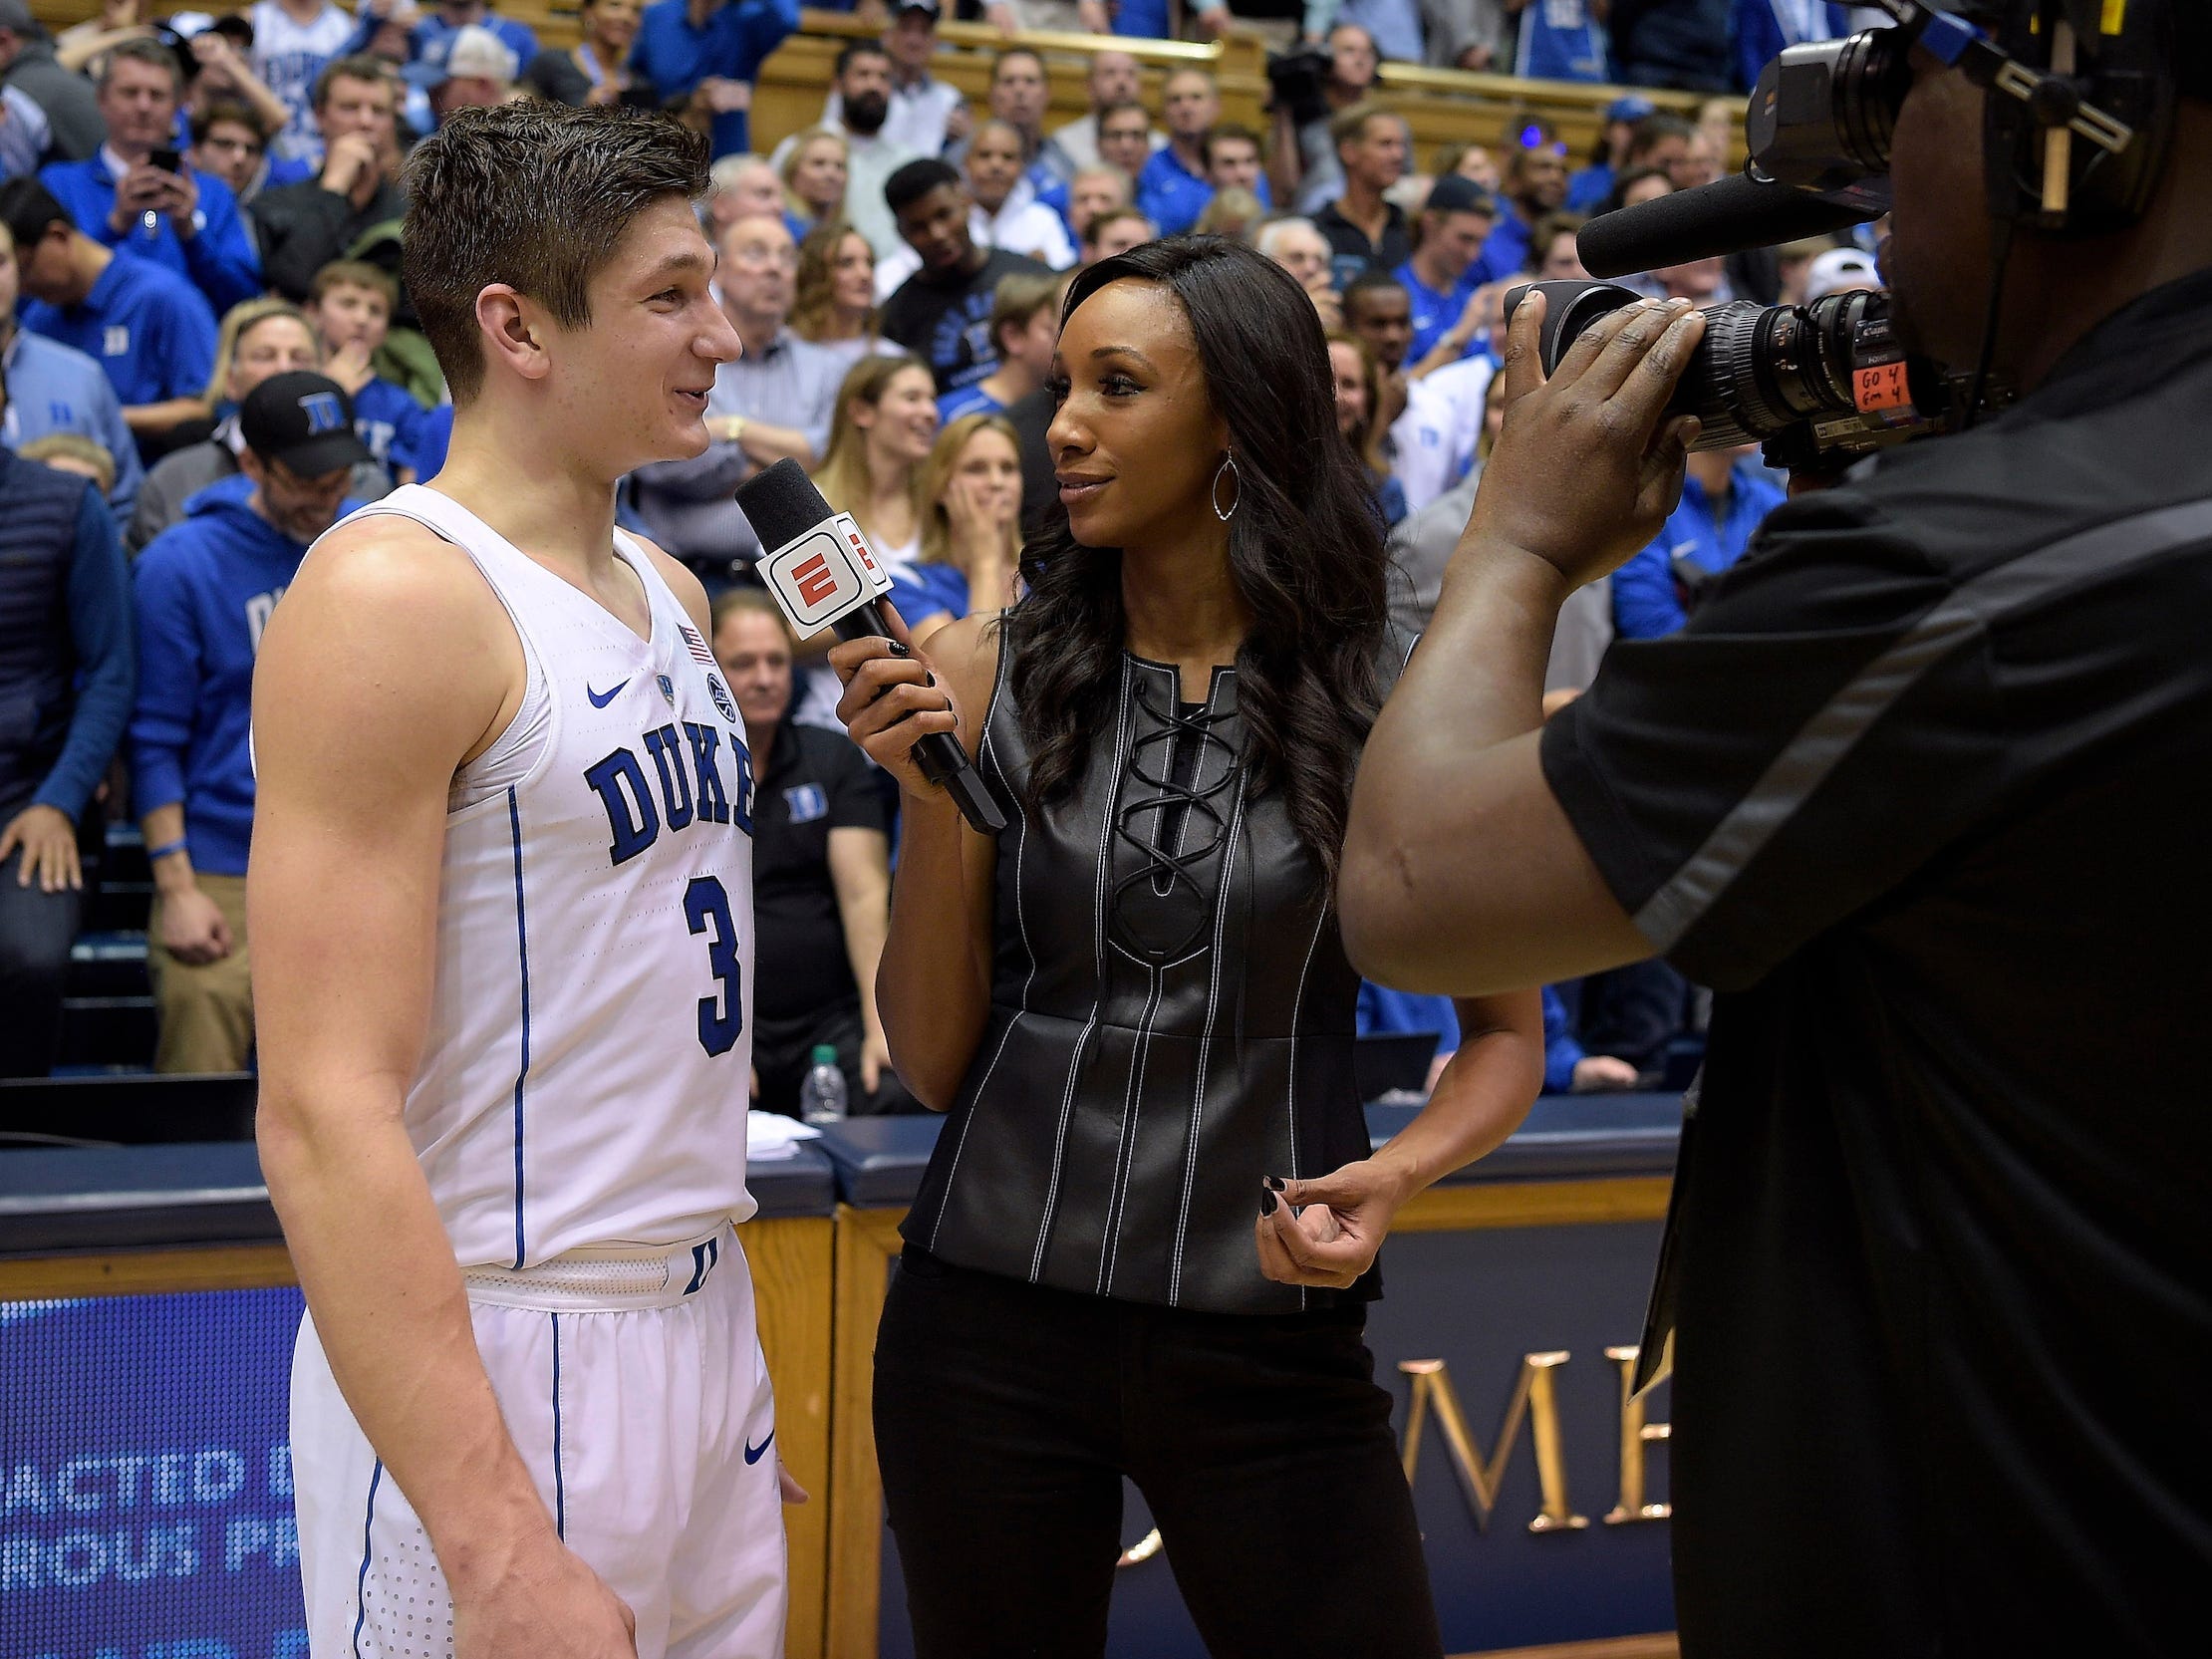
[
  {"xmin": 405, "ymin": 22, "xmax": 516, "ymax": 125},
  {"xmin": 128, "ymin": 369, "xmax": 367, "ymax": 1071},
  {"xmin": 237, "ymin": 370, "xmax": 372, "ymax": 539}
]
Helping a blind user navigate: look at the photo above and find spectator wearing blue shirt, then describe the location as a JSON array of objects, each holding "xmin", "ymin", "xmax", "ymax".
[
  {"xmin": 304, "ymin": 259, "xmax": 426, "ymax": 473},
  {"xmin": 1733, "ymin": 0, "xmax": 1851, "ymax": 93},
  {"xmin": 131, "ymin": 370, "xmax": 370, "ymax": 1073},
  {"xmin": 1306, "ymin": 0, "xmax": 1425, "ymax": 64},
  {"xmin": 1, "ymin": 222, "xmax": 144, "ymax": 525},
  {"xmin": 1515, "ymin": 0, "xmax": 1613, "ymax": 80},
  {"xmin": 1540, "ymin": 986, "xmax": 1641, "ymax": 1094},
  {"xmin": 2, "ymin": 174, "xmax": 218, "ymax": 454},
  {"xmin": 1611, "ymin": 442, "xmax": 1788, "ymax": 640},
  {"xmin": 0, "ymin": 372, "xmax": 133, "ymax": 1078},
  {"xmin": 39, "ymin": 38, "xmax": 263, "ymax": 316},
  {"xmin": 1480, "ymin": 139, "xmax": 1569, "ymax": 287},
  {"xmin": 1135, "ymin": 69, "xmax": 1221, "ymax": 237},
  {"xmin": 1566, "ymin": 94, "xmax": 1657, "ymax": 212},
  {"xmin": 1395, "ymin": 172, "xmax": 1499, "ymax": 368},
  {"xmin": 629, "ymin": 0, "xmax": 800, "ymax": 159},
  {"xmin": 1075, "ymin": 0, "xmax": 1231, "ymax": 41}
]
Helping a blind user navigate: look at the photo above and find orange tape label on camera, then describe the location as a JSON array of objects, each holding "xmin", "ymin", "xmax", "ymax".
[{"xmin": 1853, "ymin": 361, "xmax": 1912, "ymax": 414}]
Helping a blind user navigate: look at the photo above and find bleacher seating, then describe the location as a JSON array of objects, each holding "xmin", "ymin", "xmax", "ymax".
[{"xmin": 30, "ymin": 3, "xmax": 1726, "ymax": 172}]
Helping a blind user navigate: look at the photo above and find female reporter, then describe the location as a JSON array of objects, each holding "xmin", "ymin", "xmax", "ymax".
[{"xmin": 829, "ymin": 237, "xmax": 1543, "ymax": 1658}]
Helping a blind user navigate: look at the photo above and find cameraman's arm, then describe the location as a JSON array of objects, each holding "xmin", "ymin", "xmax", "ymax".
[{"xmin": 1342, "ymin": 295, "xmax": 1702, "ymax": 994}]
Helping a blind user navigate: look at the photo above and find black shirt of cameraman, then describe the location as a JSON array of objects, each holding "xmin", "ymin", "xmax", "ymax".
[{"xmin": 1342, "ymin": 34, "xmax": 2212, "ymax": 1659}]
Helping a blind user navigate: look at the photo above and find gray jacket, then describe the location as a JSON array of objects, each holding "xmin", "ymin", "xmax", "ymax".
[{"xmin": 130, "ymin": 423, "xmax": 392, "ymax": 554}]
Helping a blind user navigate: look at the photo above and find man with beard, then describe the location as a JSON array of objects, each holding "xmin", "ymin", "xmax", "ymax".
[
  {"xmin": 1344, "ymin": 5, "xmax": 2212, "ymax": 1653},
  {"xmin": 790, "ymin": 38, "xmax": 911, "ymax": 261}
]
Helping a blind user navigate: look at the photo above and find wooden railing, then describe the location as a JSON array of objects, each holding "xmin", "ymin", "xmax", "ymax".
[{"xmin": 34, "ymin": 3, "xmax": 1734, "ymax": 174}]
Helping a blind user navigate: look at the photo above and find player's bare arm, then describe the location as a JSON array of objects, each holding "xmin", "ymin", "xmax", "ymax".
[{"xmin": 249, "ymin": 516, "xmax": 639, "ymax": 1657}]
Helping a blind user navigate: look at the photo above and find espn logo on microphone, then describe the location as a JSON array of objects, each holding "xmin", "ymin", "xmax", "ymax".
[{"xmin": 760, "ymin": 524, "xmax": 871, "ymax": 632}]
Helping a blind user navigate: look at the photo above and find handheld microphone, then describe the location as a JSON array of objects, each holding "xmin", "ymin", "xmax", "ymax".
[
  {"xmin": 1576, "ymin": 170, "xmax": 1886, "ymax": 280},
  {"xmin": 735, "ymin": 458, "xmax": 1007, "ymax": 836}
]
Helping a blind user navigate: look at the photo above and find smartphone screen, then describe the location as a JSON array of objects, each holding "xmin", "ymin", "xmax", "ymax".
[{"xmin": 147, "ymin": 146, "xmax": 182, "ymax": 174}]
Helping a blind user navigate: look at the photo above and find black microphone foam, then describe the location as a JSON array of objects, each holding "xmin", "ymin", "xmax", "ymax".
[
  {"xmin": 732, "ymin": 457, "xmax": 827, "ymax": 554},
  {"xmin": 1577, "ymin": 171, "xmax": 1884, "ymax": 280}
]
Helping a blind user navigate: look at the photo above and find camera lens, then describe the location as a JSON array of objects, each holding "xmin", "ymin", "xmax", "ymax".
[{"xmin": 1511, "ymin": 280, "xmax": 1902, "ymax": 456}]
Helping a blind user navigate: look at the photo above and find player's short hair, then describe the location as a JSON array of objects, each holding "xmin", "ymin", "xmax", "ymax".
[
  {"xmin": 99, "ymin": 35, "xmax": 181, "ymax": 93},
  {"xmin": 710, "ymin": 585, "xmax": 795, "ymax": 649},
  {"xmin": 311, "ymin": 258, "xmax": 401, "ymax": 311},
  {"xmin": 885, "ymin": 157, "xmax": 961, "ymax": 216},
  {"xmin": 403, "ymin": 103, "xmax": 708, "ymax": 406},
  {"xmin": 314, "ymin": 54, "xmax": 399, "ymax": 112},
  {"xmin": 15, "ymin": 432, "xmax": 117, "ymax": 493}
]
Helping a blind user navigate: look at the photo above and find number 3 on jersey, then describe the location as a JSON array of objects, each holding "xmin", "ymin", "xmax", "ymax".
[{"xmin": 683, "ymin": 875, "xmax": 744, "ymax": 1056}]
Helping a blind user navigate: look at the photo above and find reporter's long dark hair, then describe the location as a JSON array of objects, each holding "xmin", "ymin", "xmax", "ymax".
[{"xmin": 1005, "ymin": 236, "xmax": 1390, "ymax": 882}]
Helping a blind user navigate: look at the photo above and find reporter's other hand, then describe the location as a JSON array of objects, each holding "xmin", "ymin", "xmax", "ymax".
[
  {"xmin": 1464, "ymin": 291, "xmax": 1706, "ymax": 590},
  {"xmin": 1254, "ymin": 1159, "xmax": 1411, "ymax": 1289},
  {"xmin": 827, "ymin": 603, "xmax": 966, "ymax": 804}
]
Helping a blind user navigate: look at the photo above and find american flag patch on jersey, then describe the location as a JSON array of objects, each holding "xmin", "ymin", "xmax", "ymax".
[{"xmin": 680, "ymin": 624, "xmax": 715, "ymax": 668}]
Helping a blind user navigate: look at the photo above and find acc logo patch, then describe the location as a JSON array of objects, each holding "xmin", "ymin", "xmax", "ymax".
[{"xmin": 707, "ymin": 674, "xmax": 737, "ymax": 724}]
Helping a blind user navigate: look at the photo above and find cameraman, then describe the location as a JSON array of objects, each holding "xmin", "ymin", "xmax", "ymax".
[
  {"xmin": 1265, "ymin": 21, "xmax": 1377, "ymax": 213},
  {"xmin": 1341, "ymin": 12, "xmax": 2212, "ymax": 1656}
]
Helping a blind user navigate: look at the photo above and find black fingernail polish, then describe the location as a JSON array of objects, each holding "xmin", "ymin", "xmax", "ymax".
[
  {"xmin": 924, "ymin": 672, "xmax": 937, "ymax": 688},
  {"xmin": 887, "ymin": 640, "xmax": 911, "ymax": 658},
  {"xmin": 1258, "ymin": 1186, "xmax": 1277, "ymax": 1218},
  {"xmin": 1264, "ymin": 1175, "xmax": 1285, "ymax": 1192}
]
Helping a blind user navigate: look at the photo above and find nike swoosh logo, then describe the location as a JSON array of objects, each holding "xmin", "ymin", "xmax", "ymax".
[
  {"xmin": 743, "ymin": 1429, "xmax": 775, "ymax": 1465},
  {"xmin": 586, "ymin": 680, "xmax": 629, "ymax": 708}
]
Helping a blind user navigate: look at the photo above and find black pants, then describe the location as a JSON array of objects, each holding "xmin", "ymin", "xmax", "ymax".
[
  {"xmin": 874, "ymin": 1249, "xmax": 1443, "ymax": 1659},
  {"xmin": 0, "ymin": 847, "xmax": 79, "ymax": 1078}
]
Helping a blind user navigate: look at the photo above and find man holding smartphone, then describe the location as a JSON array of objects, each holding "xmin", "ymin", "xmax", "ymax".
[{"xmin": 39, "ymin": 35, "xmax": 262, "ymax": 314}]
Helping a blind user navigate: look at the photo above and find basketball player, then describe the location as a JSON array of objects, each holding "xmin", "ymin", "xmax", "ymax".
[{"xmin": 249, "ymin": 104, "xmax": 785, "ymax": 1658}]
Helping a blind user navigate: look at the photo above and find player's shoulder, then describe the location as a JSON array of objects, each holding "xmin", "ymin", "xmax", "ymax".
[{"xmin": 274, "ymin": 512, "xmax": 513, "ymax": 671}]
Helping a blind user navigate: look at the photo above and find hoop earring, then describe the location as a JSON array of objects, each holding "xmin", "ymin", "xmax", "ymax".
[{"xmin": 1212, "ymin": 451, "xmax": 1240, "ymax": 522}]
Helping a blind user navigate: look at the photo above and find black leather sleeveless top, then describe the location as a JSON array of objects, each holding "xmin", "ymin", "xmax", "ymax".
[{"xmin": 902, "ymin": 639, "xmax": 1389, "ymax": 1315}]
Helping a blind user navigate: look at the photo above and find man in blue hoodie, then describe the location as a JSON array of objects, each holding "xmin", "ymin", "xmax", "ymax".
[{"xmin": 131, "ymin": 370, "xmax": 367, "ymax": 1072}]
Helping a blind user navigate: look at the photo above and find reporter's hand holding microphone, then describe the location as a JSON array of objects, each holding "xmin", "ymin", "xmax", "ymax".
[{"xmin": 830, "ymin": 605, "xmax": 966, "ymax": 805}]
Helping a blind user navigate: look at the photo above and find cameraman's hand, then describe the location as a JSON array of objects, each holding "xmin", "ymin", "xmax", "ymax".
[{"xmin": 1465, "ymin": 292, "xmax": 1705, "ymax": 590}]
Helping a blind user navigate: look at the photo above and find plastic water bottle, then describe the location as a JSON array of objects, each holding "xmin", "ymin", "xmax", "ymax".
[{"xmin": 799, "ymin": 1045, "xmax": 848, "ymax": 1125}]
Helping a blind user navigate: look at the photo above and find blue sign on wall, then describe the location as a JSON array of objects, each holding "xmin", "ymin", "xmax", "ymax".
[{"xmin": 0, "ymin": 1288, "xmax": 309, "ymax": 1659}]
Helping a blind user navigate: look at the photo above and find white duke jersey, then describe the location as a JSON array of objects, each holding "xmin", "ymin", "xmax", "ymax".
[
  {"xmin": 318, "ymin": 485, "xmax": 759, "ymax": 1268},
  {"xmin": 248, "ymin": 1, "xmax": 356, "ymax": 161}
]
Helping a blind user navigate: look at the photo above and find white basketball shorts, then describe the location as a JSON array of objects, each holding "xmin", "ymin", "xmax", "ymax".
[{"xmin": 289, "ymin": 1225, "xmax": 786, "ymax": 1658}]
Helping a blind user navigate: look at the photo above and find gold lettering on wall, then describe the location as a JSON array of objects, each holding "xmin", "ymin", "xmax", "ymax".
[
  {"xmin": 1602, "ymin": 1346, "xmax": 1672, "ymax": 1523},
  {"xmin": 1398, "ymin": 1355, "xmax": 1589, "ymax": 1534}
]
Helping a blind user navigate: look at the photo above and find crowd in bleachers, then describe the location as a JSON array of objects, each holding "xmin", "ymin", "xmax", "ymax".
[{"xmin": 1, "ymin": 0, "xmax": 1886, "ymax": 1099}]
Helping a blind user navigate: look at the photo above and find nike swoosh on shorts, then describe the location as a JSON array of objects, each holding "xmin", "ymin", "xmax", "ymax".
[{"xmin": 743, "ymin": 1430, "xmax": 775, "ymax": 1465}]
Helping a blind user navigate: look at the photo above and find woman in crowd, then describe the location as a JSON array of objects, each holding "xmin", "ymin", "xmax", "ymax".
[
  {"xmin": 708, "ymin": 588, "xmax": 914, "ymax": 1116},
  {"xmin": 937, "ymin": 270, "xmax": 1060, "ymax": 424},
  {"xmin": 812, "ymin": 354, "xmax": 939, "ymax": 564},
  {"xmin": 780, "ymin": 126, "xmax": 851, "ymax": 239},
  {"xmin": 521, "ymin": 0, "xmax": 641, "ymax": 107},
  {"xmin": 1604, "ymin": 163, "xmax": 1677, "ymax": 215},
  {"xmin": 1528, "ymin": 211, "xmax": 1590, "ymax": 282},
  {"xmin": 964, "ymin": 119, "xmax": 1076, "ymax": 269},
  {"xmin": 790, "ymin": 222, "xmax": 904, "ymax": 378},
  {"xmin": 887, "ymin": 413, "xmax": 1022, "ymax": 648},
  {"xmin": 1326, "ymin": 331, "xmax": 1406, "ymax": 526},
  {"xmin": 1431, "ymin": 139, "xmax": 1501, "ymax": 191},
  {"xmin": 828, "ymin": 236, "xmax": 1541, "ymax": 1659}
]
